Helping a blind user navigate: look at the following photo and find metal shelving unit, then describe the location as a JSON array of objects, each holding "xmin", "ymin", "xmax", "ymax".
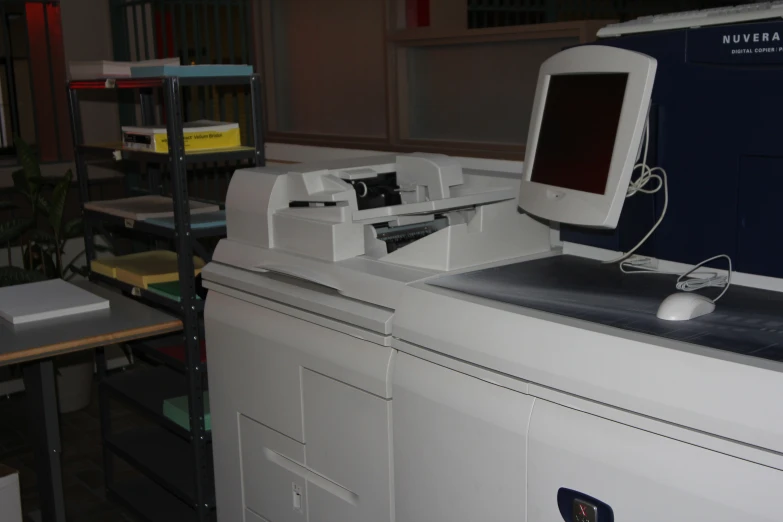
[{"xmin": 67, "ymin": 73, "xmax": 264, "ymax": 522}]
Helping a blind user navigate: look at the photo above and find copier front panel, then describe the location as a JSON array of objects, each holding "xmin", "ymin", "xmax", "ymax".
[
  {"xmin": 528, "ymin": 399, "xmax": 783, "ymax": 522},
  {"xmin": 205, "ymin": 287, "xmax": 394, "ymax": 522},
  {"xmin": 392, "ymin": 352, "xmax": 534, "ymax": 522}
]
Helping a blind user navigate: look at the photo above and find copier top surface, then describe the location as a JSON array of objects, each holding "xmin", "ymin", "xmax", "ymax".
[{"xmin": 430, "ymin": 254, "xmax": 783, "ymax": 362}]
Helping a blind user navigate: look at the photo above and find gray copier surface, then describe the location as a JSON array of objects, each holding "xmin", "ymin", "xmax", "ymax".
[{"xmin": 431, "ymin": 254, "xmax": 783, "ymax": 359}]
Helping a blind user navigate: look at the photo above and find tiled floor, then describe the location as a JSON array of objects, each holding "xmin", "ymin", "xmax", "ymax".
[{"xmin": 0, "ymin": 378, "xmax": 141, "ymax": 522}]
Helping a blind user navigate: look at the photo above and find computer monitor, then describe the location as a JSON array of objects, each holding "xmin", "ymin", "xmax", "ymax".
[{"xmin": 518, "ymin": 45, "xmax": 657, "ymax": 229}]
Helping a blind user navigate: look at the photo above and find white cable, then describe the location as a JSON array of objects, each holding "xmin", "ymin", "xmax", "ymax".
[
  {"xmin": 603, "ymin": 119, "xmax": 667, "ymax": 265},
  {"xmin": 675, "ymin": 254, "xmax": 732, "ymax": 302},
  {"xmin": 619, "ymin": 254, "xmax": 732, "ymax": 302},
  {"xmin": 602, "ymin": 117, "xmax": 733, "ymax": 302}
]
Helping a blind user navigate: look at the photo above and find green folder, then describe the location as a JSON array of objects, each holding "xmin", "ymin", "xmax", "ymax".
[
  {"xmin": 147, "ymin": 281, "xmax": 203, "ymax": 302},
  {"xmin": 163, "ymin": 393, "xmax": 211, "ymax": 431}
]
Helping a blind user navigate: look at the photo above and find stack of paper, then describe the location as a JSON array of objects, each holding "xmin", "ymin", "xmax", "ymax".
[
  {"xmin": 145, "ymin": 210, "xmax": 226, "ymax": 230},
  {"xmin": 69, "ymin": 58, "xmax": 180, "ymax": 80},
  {"xmin": 131, "ymin": 64, "xmax": 252, "ymax": 78},
  {"xmin": 147, "ymin": 281, "xmax": 203, "ymax": 302},
  {"xmin": 92, "ymin": 251, "xmax": 205, "ymax": 289},
  {"xmin": 0, "ymin": 279, "xmax": 109, "ymax": 325},
  {"xmin": 84, "ymin": 195, "xmax": 219, "ymax": 221}
]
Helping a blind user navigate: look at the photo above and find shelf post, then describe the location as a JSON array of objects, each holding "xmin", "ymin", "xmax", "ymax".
[
  {"xmin": 95, "ymin": 347, "xmax": 115, "ymax": 494},
  {"xmin": 164, "ymin": 76, "xmax": 210, "ymax": 522},
  {"xmin": 67, "ymin": 86, "xmax": 95, "ymax": 272},
  {"xmin": 250, "ymin": 74, "xmax": 265, "ymax": 167}
]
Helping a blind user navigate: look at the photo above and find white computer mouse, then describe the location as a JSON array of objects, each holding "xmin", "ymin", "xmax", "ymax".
[{"xmin": 656, "ymin": 292, "xmax": 715, "ymax": 321}]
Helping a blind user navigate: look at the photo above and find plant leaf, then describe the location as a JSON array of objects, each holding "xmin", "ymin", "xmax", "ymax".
[
  {"xmin": 0, "ymin": 266, "xmax": 48, "ymax": 287},
  {"xmin": 0, "ymin": 217, "xmax": 34, "ymax": 244},
  {"xmin": 63, "ymin": 217, "xmax": 83, "ymax": 239},
  {"xmin": 36, "ymin": 197, "xmax": 50, "ymax": 217},
  {"xmin": 28, "ymin": 229, "xmax": 58, "ymax": 246},
  {"xmin": 14, "ymin": 135, "xmax": 42, "ymax": 189},
  {"xmin": 49, "ymin": 169, "xmax": 72, "ymax": 235},
  {"xmin": 22, "ymin": 243, "xmax": 57, "ymax": 278},
  {"xmin": 11, "ymin": 169, "xmax": 29, "ymax": 199}
]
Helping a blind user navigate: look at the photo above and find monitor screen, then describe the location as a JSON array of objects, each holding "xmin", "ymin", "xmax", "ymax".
[{"xmin": 530, "ymin": 73, "xmax": 628, "ymax": 195}]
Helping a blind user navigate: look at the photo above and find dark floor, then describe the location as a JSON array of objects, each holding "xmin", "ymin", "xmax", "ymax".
[{"xmin": 0, "ymin": 376, "xmax": 142, "ymax": 522}]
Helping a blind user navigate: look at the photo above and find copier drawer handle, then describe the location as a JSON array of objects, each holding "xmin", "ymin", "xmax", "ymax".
[{"xmin": 253, "ymin": 263, "xmax": 342, "ymax": 292}]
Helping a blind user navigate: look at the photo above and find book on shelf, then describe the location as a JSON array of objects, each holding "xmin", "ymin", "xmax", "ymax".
[
  {"xmin": 84, "ymin": 195, "xmax": 219, "ymax": 221},
  {"xmin": 91, "ymin": 251, "xmax": 205, "ymax": 289},
  {"xmin": 130, "ymin": 63, "xmax": 252, "ymax": 78},
  {"xmin": 0, "ymin": 279, "xmax": 109, "ymax": 325},
  {"xmin": 69, "ymin": 58, "xmax": 180, "ymax": 80},
  {"xmin": 121, "ymin": 120, "xmax": 241, "ymax": 153}
]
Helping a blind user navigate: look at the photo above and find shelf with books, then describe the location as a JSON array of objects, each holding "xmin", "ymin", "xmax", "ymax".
[{"xmin": 78, "ymin": 142, "xmax": 258, "ymax": 164}]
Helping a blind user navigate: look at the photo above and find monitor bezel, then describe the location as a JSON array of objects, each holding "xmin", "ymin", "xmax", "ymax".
[{"xmin": 518, "ymin": 45, "xmax": 657, "ymax": 229}]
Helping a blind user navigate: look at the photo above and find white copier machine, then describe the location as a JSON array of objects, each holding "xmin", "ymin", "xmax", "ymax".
[
  {"xmin": 205, "ymin": 45, "xmax": 783, "ymax": 522},
  {"xmin": 202, "ymin": 152, "xmax": 552, "ymax": 522}
]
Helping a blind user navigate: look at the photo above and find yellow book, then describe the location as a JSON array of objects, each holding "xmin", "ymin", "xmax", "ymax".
[
  {"xmin": 121, "ymin": 120, "xmax": 240, "ymax": 153},
  {"xmin": 92, "ymin": 251, "xmax": 205, "ymax": 289}
]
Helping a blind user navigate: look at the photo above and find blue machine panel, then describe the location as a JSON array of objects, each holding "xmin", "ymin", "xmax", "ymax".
[{"xmin": 561, "ymin": 21, "xmax": 783, "ymax": 278}]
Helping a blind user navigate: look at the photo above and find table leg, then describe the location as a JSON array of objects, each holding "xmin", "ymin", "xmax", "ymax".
[{"xmin": 23, "ymin": 359, "xmax": 66, "ymax": 522}]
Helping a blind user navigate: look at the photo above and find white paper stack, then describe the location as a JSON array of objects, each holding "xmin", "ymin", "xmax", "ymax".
[
  {"xmin": 69, "ymin": 58, "xmax": 180, "ymax": 80},
  {"xmin": 0, "ymin": 279, "xmax": 109, "ymax": 325},
  {"xmin": 84, "ymin": 195, "xmax": 220, "ymax": 221}
]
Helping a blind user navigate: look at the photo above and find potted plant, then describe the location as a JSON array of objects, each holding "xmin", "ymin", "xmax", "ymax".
[{"xmin": 0, "ymin": 137, "xmax": 105, "ymax": 413}]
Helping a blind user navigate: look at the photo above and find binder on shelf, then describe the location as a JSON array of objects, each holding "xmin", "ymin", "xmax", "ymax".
[
  {"xmin": 0, "ymin": 279, "xmax": 109, "ymax": 325},
  {"xmin": 122, "ymin": 120, "xmax": 240, "ymax": 153},
  {"xmin": 84, "ymin": 195, "xmax": 219, "ymax": 221},
  {"xmin": 164, "ymin": 393, "xmax": 211, "ymax": 431},
  {"xmin": 92, "ymin": 251, "xmax": 205, "ymax": 289},
  {"xmin": 130, "ymin": 64, "xmax": 252, "ymax": 78}
]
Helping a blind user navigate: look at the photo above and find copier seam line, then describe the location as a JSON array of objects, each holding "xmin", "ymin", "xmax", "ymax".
[{"xmin": 398, "ymin": 338, "xmax": 783, "ymax": 470}]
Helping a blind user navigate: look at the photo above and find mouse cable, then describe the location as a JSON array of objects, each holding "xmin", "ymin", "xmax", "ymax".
[
  {"xmin": 602, "ymin": 117, "xmax": 733, "ymax": 302},
  {"xmin": 602, "ymin": 118, "xmax": 667, "ymax": 265},
  {"xmin": 675, "ymin": 254, "xmax": 732, "ymax": 302},
  {"xmin": 619, "ymin": 254, "xmax": 732, "ymax": 302}
]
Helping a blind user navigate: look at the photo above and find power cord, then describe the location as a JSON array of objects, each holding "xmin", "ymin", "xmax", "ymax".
[
  {"xmin": 603, "ymin": 117, "xmax": 732, "ymax": 302},
  {"xmin": 620, "ymin": 254, "xmax": 732, "ymax": 302},
  {"xmin": 675, "ymin": 254, "xmax": 732, "ymax": 302},
  {"xmin": 602, "ymin": 118, "xmax": 667, "ymax": 265}
]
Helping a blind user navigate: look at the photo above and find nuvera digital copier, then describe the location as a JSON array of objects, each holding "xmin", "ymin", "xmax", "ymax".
[{"xmin": 204, "ymin": 42, "xmax": 783, "ymax": 522}]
